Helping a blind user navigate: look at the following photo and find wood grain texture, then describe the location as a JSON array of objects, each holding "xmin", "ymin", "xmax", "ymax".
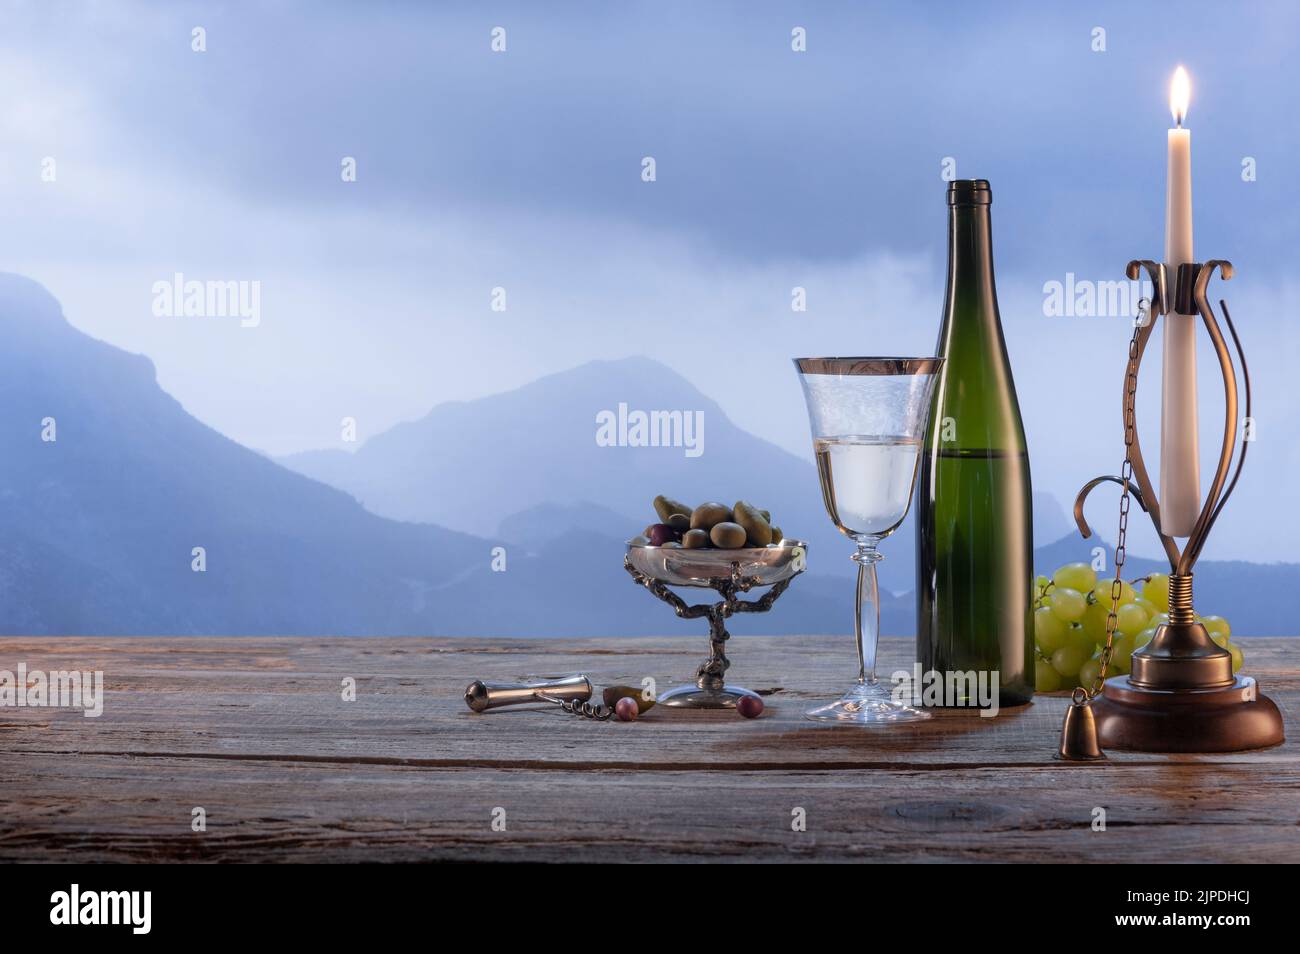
[{"xmin": 1, "ymin": 636, "xmax": 1296, "ymax": 862}]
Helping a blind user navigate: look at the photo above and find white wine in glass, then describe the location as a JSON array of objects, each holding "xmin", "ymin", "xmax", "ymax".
[{"xmin": 815, "ymin": 435, "xmax": 923, "ymax": 539}]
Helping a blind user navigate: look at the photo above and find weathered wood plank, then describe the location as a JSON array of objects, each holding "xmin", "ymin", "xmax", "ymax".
[
  {"xmin": 1, "ymin": 637, "xmax": 1295, "ymax": 862},
  {"xmin": 2, "ymin": 637, "xmax": 1294, "ymax": 768},
  {"xmin": 2, "ymin": 756, "xmax": 1297, "ymax": 863}
]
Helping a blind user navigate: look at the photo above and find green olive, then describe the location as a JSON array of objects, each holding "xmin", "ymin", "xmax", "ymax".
[
  {"xmin": 629, "ymin": 535, "xmax": 651, "ymax": 546},
  {"xmin": 733, "ymin": 501, "xmax": 773, "ymax": 547},
  {"xmin": 602, "ymin": 686, "xmax": 656, "ymax": 713},
  {"xmin": 709, "ymin": 522, "xmax": 747, "ymax": 549},
  {"xmin": 654, "ymin": 495, "xmax": 693, "ymax": 522},
  {"xmin": 666, "ymin": 513, "xmax": 690, "ymax": 531},
  {"xmin": 690, "ymin": 502, "xmax": 732, "ymax": 532},
  {"xmin": 769, "ymin": 526, "xmax": 783, "ymax": 545},
  {"xmin": 681, "ymin": 528, "xmax": 710, "ymax": 549}
]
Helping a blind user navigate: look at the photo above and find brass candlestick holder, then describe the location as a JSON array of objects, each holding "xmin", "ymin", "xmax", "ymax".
[{"xmin": 1061, "ymin": 258, "xmax": 1284, "ymax": 757}]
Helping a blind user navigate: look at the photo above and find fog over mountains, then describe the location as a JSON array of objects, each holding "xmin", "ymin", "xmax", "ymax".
[
  {"xmin": 0, "ymin": 274, "xmax": 870, "ymax": 636},
  {"xmin": 281, "ymin": 355, "xmax": 894, "ymax": 579},
  {"xmin": 279, "ymin": 350, "xmax": 1300, "ymax": 636},
  {"xmin": 280, "ymin": 356, "xmax": 1074, "ymax": 594},
  {"xmin": 3, "ymin": 273, "xmax": 1294, "ymax": 637},
  {"xmin": 0, "ymin": 273, "xmax": 510, "ymax": 635}
]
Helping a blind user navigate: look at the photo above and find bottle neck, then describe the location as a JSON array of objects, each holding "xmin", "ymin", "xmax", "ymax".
[
  {"xmin": 946, "ymin": 203, "xmax": 997, "ymax": 305},
  {"xmin": 932, "ymin": 197, "xmax": 1026, "ymax": 451}
]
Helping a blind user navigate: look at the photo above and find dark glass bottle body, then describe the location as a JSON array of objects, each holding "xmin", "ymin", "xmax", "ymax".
[{"xmin": 916, "ymin": 180, "xmax": 1034, "ymax": 706}]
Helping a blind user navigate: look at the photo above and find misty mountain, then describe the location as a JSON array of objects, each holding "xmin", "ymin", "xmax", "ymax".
[
  {"xmin": 497, "ymin": 501, "xmax": 631, "ymax": 550},
  {"xmin": 5, "ymin": 272, "xmax": 1291, "ymax": 640},
  {"xmin": 281, "ymin": 355, "xmax": 905, "ymax": 583},
  {"xmin": 1033, "ymin": 492, "xmax": 1071, "ymax": 545},
  {"xmin": 0, "ymin": 273, "xmax": 516, "ymax": 635},
  {"xmin": 279, "ymin": 357, "xmax": 831, "ymax": 535},
  {"xmin": 282, "ymin": 356, "xmax": 1081, "ymax": 598},
  {"xmin": 0, "ymin": 274, "xmax": 881, "ymax": 638}
]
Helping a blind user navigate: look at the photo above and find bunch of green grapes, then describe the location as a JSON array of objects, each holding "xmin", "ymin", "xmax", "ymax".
[{"xmin": 1032, "ymin": 563, "xmax": 1244, "ymax": 693}]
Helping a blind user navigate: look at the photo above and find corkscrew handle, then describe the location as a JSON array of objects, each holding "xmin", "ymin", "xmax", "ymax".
[{"xmin": 463, "ymin": 673, "xmax": 593, "ymax": 712}]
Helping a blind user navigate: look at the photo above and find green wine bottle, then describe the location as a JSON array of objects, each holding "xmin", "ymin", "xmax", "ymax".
[{"xmin": 916, "ymin": 179, "xmax": 1034, "ymax": 707}]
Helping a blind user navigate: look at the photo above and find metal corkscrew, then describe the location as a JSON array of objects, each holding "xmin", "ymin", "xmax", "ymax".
[
  {"xmin": 539, "ymin": 696, "xmax": 614, "ymax": 719},
  {"xmin": 463, "ymin": 673, "xmax": 593, "ymax": 713}
]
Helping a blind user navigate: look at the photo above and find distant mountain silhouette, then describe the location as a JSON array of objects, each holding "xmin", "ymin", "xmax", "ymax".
[
  {"xmin": 0, "ymin": 273, "xmax": 518, "ymax": 635},
  {"xmin": 5, "ymin": 274, "xmax": 1291, "ymax": 639},
  {"xmin": 279, "ymin": 356, "xmax": 810, "ymax": 538},
  {"xmin": 282, "ymin": 357, "xmax": 1082, "ymax": 597},
  {"xmin": 497, "ymin": 501, "xmax": 631, "ymax": 550},
  {"xmin": 1033, "ymin": 492, "xmax": 1071, "ymax": 545},
  {"xmin": 281, "ymin": 355, "xmax": 930, "ymax": 591},
  {"xmin": 281, "ymin": 354, "xmax": 1300, "ymax": 636},
  {"xmin": 0, "ymin": 275, "xmax": 875, "ymax": 638}
]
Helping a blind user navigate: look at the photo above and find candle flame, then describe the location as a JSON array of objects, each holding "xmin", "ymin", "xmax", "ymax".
[{"xmin": 1170, "ymin": 65, "xmax": 1191, "ymax": 127}]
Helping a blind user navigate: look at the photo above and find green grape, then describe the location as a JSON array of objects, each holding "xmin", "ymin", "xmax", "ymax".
[
  {"xmin": 1035, "ymin": 658, "xmax": 1062, "ymax": 692},
  {"xmin": 1202, "ymin": 615, "xmax": 1231, "ymax": 639},
  {"xmin": 1149, "ymin": 612, "xmax": 1169, "ymax": 627},
  {"xmin": 1116, "ymin": 603, "xmax": 1149, "ymax": 637},
  {"xmin": 1210, "ymin": 632, "xmax": 1229, "ymax": 648},
  {"xmin": 1134, "ymin": 597, "xmax": 1158, "ymax": 616},
  {"xmin": 1034, "ymin": 606, "xmax": 1068, "ymax": 654},
  {"xmin": 1051, "ymin": 644, "xmax": 1088, "ymax": 678},
  {"xmin": 1068, "ymin": 622, "xmax": 1097, "ymax": 656},
  {"xmin": 1078, "ymin": 657, "xmax": 1102, "ymax": 690},
  {"xmin": 1052, "ymin": 562, "xmax": 1097, "ymax": 594},
  {"xmin": 1136, "ymin": 626, "xmax": 1157, "ymax": 649},
  {"xmin": 1035, "ymin": 573, "xmax": 1050, "ymax": 593},
  {"xmin": 1091, "ymin": 579, "xmax": 1136, "ymax": 606},
  {"xmin": 1048, "ymin": 587, "xmax": 1087, "ymax": 623},
  {"xmin": 1144, "ymin": 572, "xmax": 1171, "ymax": 612},
  {"xmin": 1108, "ymin": 634, "xmax": 1136, "ymax": 674},
  {"xmin": 1082, "ymin": 601, "xmax": 1109, "ymax": 644},
  {"xmin": 1226, "ymin": 641, "xmax": 1244, "ymax": 673}
]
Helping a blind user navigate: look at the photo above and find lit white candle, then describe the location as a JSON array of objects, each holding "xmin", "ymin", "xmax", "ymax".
[{"xmin": 1160, "ymin": 65, "xmax": 1200, "ymax": 537}]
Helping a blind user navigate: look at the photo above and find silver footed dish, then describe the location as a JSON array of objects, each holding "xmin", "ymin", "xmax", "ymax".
[{"xmin": 625, "ymin": 539, "xmax": 807, "ymax": 588}]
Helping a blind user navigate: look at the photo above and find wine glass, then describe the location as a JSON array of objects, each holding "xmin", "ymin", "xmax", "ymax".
[{"xmin": 793, "ymin": 357, "xmax": 943, "ymax": 724}]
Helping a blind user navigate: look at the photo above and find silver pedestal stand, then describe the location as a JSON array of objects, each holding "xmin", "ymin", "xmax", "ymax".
[{"xmin": 624, "ymin": 541, "xmax": 806, "ymax": 709}]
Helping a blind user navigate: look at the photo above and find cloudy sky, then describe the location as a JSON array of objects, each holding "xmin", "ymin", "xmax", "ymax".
[{"xmin": 3, "ymin": 0, "xmax": 1298, "ymax": 562}]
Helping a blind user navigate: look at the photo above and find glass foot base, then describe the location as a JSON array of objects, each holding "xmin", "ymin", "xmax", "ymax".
[
  {"xmin": 658, "ymin": 683, "xmax": 760, "ymax": 709},
  {"xmin": 805, "ymin": 681, "xmax": 931, "ymax": 725}
]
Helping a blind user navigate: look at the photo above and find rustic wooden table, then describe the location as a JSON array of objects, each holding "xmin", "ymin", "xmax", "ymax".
[{"xmin": 1, "ymin": 636, "xmax": 1296, "ymax": 862}]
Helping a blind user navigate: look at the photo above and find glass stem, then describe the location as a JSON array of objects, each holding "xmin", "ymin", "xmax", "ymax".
[{"xmin": 854, "ymin": 541, "xmax": 882, "ymax": 686}]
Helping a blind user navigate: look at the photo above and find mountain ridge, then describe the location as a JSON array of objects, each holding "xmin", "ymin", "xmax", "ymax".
[
  {"xmin": 278, "ymin": 352, "xmax": 1298, "ymax": 635},
  {"xmin": 0, "ymin": 272, "xmax": 504, "ymax": 635},
  {"xmin": 5, "ymin": 272, "xmax": 1294, "ymax": 638}
]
